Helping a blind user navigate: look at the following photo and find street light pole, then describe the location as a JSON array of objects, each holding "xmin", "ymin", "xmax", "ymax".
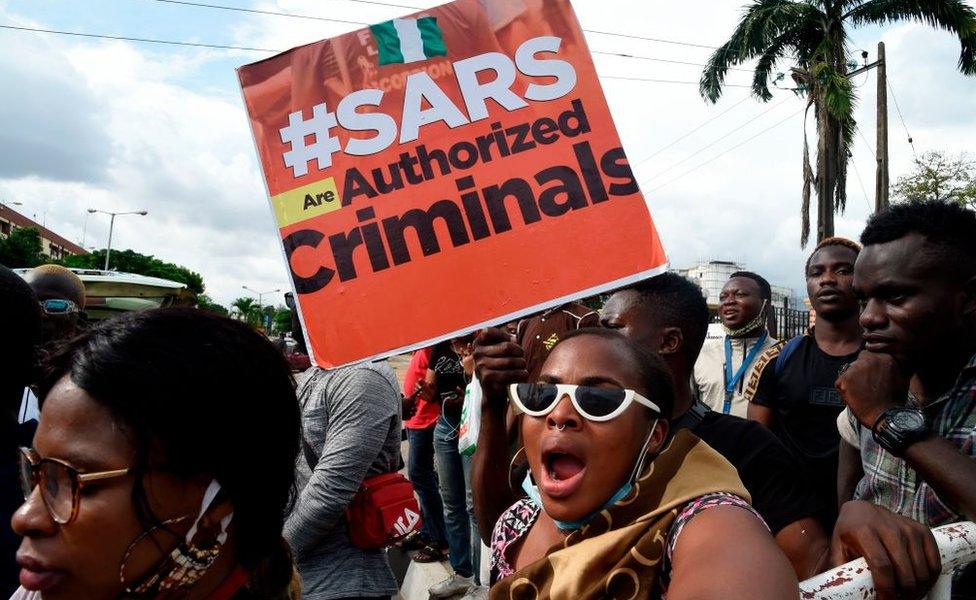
[
  {"xmin": 242, "ymin": 286, "xmax": 281, "ymax": 329},
  {"xmin": 88, "ymin": 209, "xmax": 148, "ymax": 270},
  {"xmin": 104, "ymin": 213, "xmax": 116, "ymax": 270}
]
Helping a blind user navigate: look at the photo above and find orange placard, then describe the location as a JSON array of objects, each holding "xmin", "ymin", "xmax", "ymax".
[{"xmin": 238, "ymin": 0, "xmax": 668, "ymax": 368}]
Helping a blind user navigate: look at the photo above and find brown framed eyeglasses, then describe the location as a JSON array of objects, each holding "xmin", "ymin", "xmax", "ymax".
[{"xmin": 18, "ymin": 447, "xmax": 132, "ymax": 525}]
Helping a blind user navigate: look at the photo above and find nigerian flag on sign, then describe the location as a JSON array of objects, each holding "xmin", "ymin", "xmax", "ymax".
[{"xmin": 370, "ymin": 17, "xmax": 447, "ymax": 65}]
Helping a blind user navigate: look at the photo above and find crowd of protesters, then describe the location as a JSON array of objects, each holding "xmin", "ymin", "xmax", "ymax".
[{"xmin": 1, "ymin": 199, "xmax": 975, "ymax": 599}]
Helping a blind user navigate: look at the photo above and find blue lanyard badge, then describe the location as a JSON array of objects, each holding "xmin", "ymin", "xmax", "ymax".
[{"xmin": 722, "ymin": 333, "xmax": 767, "ymax": 413}]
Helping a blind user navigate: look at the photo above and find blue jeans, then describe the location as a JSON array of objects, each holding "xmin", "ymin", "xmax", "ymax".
[
  {"xmin": 406, "ymin": 425, "xmax": 447, "ymax": 544},
  {"xmin": 434, "ymin": 413, "xmax": 479, "ymax": 581},
  {"xmin": 462, "ymin": 451, "xmax": 481, "ymax": 584}
]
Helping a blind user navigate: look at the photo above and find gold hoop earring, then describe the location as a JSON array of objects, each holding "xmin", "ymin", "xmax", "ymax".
[
  {"xmin": 508, "ymin": 446, "xmax": 527, "ymax": 495},
  {"xmin": 119, "ymin": 515, "xmax": 188, "ymax": 593}
]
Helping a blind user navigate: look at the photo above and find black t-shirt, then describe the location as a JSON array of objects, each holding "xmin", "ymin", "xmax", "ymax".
[
  {"xmin": 750, "ymin": 334, "xmax": 859, "ymax": 529},
  {"xmin": 683, "ymin": 408, "xmax": 821, "ymax": 535},
  {"xmin": 430, "ymin": 341, "xmax": 466, "ymax": 422}
]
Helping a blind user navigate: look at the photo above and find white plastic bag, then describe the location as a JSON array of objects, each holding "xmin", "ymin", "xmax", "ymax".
[{"xmin": 458, "ymin": 376, "xmax": 483, "ymax": 456}]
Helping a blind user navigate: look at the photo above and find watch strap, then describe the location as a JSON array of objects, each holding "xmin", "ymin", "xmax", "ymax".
[{"xmin": 871, "ymin": 407, "xmax": 928, "ymax": 457}]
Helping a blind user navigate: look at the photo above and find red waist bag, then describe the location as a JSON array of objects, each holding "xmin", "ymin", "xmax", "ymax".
[{"xmin": 345, "ymin": 472, "xmax": 423, "ymax": 549}]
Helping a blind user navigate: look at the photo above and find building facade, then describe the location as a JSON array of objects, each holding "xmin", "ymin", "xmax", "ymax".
[
  {"xmin": 674, "ymin": 260, "xmax": 810, "ymax": 339},
  {"xmin": 0, "ymin": 204, "xmax": 87, "ymax": 260},
  {"xmin": 674, "ymin": 260, "xmax": 796, "ymax": 310}
]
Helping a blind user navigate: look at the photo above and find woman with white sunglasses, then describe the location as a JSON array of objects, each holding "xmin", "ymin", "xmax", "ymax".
[{"xmin": 482, "ymin": 328, "xmax": 796, "ymax": 599}]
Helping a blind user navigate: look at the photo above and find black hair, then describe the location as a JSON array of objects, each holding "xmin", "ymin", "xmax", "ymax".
[
  {"xmin": 37, "ymin": 308, "xmax": 300, "ymax": 596},
  {"xmin": 860, "ymin": 201, "xmax": 976, "ymax": 278},
  {"xmin": 622, "ymin": 273, "xmax": 710, "ymax": 366},
  {"xmin": 0, "ymin": 265, "xmax": 42, "ymax": 413},
  {"xmin": 556, "ymin": 328, "xmax": 676, "ymax": 419},
  {"xmin": 728, "ymin": 271, "xmax": 772, "ymax": 301}
]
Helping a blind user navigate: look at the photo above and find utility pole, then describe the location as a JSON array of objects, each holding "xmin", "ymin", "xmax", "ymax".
[{"xmin": 875, "ymin": 41, "xmax": 889, "ymax": 213}]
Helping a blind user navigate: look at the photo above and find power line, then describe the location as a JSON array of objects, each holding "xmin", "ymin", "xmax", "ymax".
[
  {"xmin": 849, "ymin": 155, "xmax": 875, "ymax": 212},
  {"xmin": 590, "ymin": 49, "xmax": 752, "ymax": 72},
  {"xmin": 141, "ymin": 0, "xmax": 367, "ymax": 26},
  {"xmin": 601, "ymin": 74, "xmax": 751, "ymax": 87},
  {"xmin": 634, "ymin": 94, "xmax": 752, "ymax": 167},
  {"xmin": 0, "ymin": 23, "xmax": 278, "ymax": 52},
  {"xmin": 321, "ymin": 0, "xmax": 418, "ymax": 10},
  {"xmin": 646, "ymin": 107, "xmax": 805, "ymax": 193},
  {"xmin": 856, "ymin": 126, "xmax": 877, "ymax": 161},
  {"xmin": 644, "ymin": 97, "xmax": 791, "ymax": 182},
  {"xmin": 850, "ymin": 122, "xmax": 877, "ymax": 212},
  {"xmin": 580, "ymin": 27, "xmax": 717, "ymax": 49},
  {"xmin": 887, "ymin": 78, "xmax": 917, "ymax": 159},
  {"xmin": 132, "ymin": 0, "xmax": 747, "ymax": 75},
  {"xmin": 1, "ymin": 23, "xmax": 755, "ymax": 89},
  {"xmin": 133, "ymin": 0, "xmax": 721, "ymax": 51}
]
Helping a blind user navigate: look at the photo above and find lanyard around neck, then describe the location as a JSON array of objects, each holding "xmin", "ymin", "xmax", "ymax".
[{"xmin": 723, "ymin": 333, "xmax": 768, "ymax": 410}]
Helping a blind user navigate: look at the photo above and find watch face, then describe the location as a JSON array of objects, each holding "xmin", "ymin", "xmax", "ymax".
[{"xmin": 890, "ymin": 410, "xmax": 926, "ymax": 432}]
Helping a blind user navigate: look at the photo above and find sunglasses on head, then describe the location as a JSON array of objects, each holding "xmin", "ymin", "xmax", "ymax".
[
  {"xmin": 508, "ymin": 383, "xmax": 660, "ymax": 422},
  {"xmin": 39, "ymin": 299, "xmax": 79, "ymax": 315}
]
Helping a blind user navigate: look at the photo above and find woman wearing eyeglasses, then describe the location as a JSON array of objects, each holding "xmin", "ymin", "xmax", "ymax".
[
  {"xmin": 480, "ymin": 328, "xmax": 797, "ymax": 599},
  {"xmin": 9, "ymin": 308, "xmax": 302, "ymax": 600}
]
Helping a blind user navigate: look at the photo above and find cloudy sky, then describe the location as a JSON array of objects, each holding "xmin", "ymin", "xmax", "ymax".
[{"xmin": 1, "ymin": 0, "xmax": 975, "ymax": 308}]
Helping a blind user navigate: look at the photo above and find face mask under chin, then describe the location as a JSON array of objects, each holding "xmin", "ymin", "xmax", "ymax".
[
  {"xmin": 723, "ymin": 300, "xmax": 768, "ymax": 337},
  {"xmin": 522, "ymin": 421, "xmax": 659, "ymax": 531},
  {"xmin": 120, "ymin": 480, "xmax": 233, "ymax": 597}
]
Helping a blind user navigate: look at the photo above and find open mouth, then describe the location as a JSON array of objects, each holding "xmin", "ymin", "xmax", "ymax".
[
  {"xmin": 721, "ymin": 308, "xmax": 740, "ymax": 321},
  {"xmin": 540, "ymin": 449, "xmax": 587, "ymax": 499}
]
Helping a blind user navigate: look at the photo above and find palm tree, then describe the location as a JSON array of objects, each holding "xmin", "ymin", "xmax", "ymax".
[
  {"xmin": 701, "ymin": 0, "xmax": 976, "ymax": 246},
  {"xmin": 231, "ymin": 297, "xmax": 260, "ymax": 325}
]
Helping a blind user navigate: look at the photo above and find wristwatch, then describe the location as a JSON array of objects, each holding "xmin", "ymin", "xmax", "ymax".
[{"xmin": 872, "ymin": 407, "xmax": 929, "ymax": 456}]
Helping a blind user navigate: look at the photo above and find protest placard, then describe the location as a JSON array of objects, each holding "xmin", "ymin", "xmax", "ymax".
[{"xmin": 238, "ymin": 0, "xmax": 668, "ymax": 367}]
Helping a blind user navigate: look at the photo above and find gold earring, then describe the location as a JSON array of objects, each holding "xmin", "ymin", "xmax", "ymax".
[{"xmin": 119, "ymin": 515, "xmax": 188, "ymax": 592}]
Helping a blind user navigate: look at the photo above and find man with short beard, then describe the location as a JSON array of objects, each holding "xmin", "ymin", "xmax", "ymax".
[
  {"xmin": 601, "ymin": 274, "xmax": 830, "ymax": 579},
  {"xmin": 694, "ymin": 271, "xmax": 779, "ymax": 418},
  {"xmin": 831, "ymin": 201, "xmax": 976, "ymax": 598},
  {"xmin": 746, "ymin": 238, "xmax": 863, "ymax": 531}
]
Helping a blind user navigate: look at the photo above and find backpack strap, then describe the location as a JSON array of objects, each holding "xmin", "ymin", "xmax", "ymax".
[
  {"xmin": 672, "ymin": 399, "xmax": 710, "ymax": 433},
  {"xmin": 774, "ymin": 335, "xmax": 805, "ymax": 377}
]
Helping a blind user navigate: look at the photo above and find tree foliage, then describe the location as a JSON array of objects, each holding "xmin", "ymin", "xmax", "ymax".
[
  {"xmin": 701, "ymin": 0, "xmax": 976, "ymax": 246},
  {"xmin": 63, "ymin": 249, "xmax": 205, "ymax": 295},
  {"xmin": 231, "ymin": 297, "xmax": 261, "ymax": 326},
  {"xmin": 273, "ymin": 306, "xmax": 292, "ymax": 333},
  {"xmin": 0, "ymin": 227, "xmax": 46, "ymax": 268},
  {"xmin": 892, "ymin": 151, "xmax": 976, "ymax": 209},
  {"xmin": 196, "ymin": 294, "xmax": 229, "ymax": 315}
]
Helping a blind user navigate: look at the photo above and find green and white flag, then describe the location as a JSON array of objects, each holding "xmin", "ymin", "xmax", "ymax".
[{"xmin": 370, "ymin": 17, "xmax": 447, "ymax": 65}]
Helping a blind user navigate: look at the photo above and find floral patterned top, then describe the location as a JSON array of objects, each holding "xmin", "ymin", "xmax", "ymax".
[{"xmin": 490, "ymin": 492, "xmax": 760, "ymax": 596}]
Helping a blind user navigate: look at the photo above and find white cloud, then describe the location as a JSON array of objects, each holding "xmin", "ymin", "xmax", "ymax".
[
  {"xmin": 1, "ymin": 0, "xmax": 974, "ymax": 308},
  {"xmin": 0, "ymin": 14, "xmax": 111, "ymax": 182}
]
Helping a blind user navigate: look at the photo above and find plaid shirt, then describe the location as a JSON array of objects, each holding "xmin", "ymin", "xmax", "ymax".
[{"xmin": 839, "ymin": 352, "xmax": 976, "ymax": 526}]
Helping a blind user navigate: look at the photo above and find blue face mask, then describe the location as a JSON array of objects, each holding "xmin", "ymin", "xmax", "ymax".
[{"xmin": 521, "ymin": 422, "xmax": 658, "ymax": 531}]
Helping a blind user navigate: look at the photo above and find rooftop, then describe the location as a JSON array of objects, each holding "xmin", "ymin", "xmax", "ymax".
[{"xmin": 0, "ymin": 204, "xmax": 87, "ymax": 255}]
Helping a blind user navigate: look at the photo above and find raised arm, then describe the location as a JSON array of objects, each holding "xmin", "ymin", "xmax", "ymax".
[
  {"xmin": 471, "ymin": 328, "xmax": 527, "ymax": 545},
  {"xmin": 838, "ymin": 352, "xmax": 976, "ymax": 520}
]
